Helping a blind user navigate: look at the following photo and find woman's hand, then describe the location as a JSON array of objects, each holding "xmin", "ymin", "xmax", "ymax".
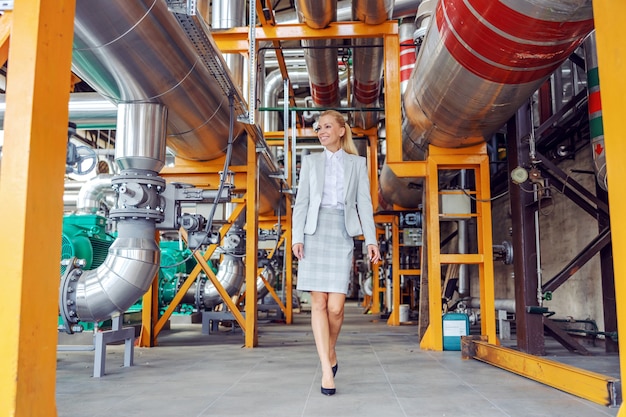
[
  {"xmin": 367, "ymin": 244, "xmax": 381, "ymax": 264},
  {"xmin": 292, "ymin": 243, "xmax": 304, "ymax": 260}
]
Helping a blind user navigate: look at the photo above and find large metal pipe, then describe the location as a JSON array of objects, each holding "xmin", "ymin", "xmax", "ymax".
[
  {"xmin": 296, "ymin": 0, "xmax": 340, "ymax": 107},
  {"xmin": 72, "ymin": 0, "xmax": 243, "ymax": 162},
  {"xmin": 380, "ymin": 0, "xmax": 594, "ymax": 208},
  {"xmin": 351, "ymin": 0, "xmax": 393, "ymax": 129},
  {"xmin": 60, "ymin": 103, "xmax": 167, "ymax": 325},
  {"xmin": 76, "ymin": 174, "xmax": 115, "ymax": 214}
]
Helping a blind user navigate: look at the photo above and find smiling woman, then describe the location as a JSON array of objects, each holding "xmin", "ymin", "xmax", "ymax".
[{"xmin": 292, "ymin": 109, "xmax": 380, "ymax": 396}]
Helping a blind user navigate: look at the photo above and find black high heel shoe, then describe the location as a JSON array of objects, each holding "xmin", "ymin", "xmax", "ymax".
[
  {"xmin": 321, "ymin": 386, "xmax": 336, "ymax": 396},
  {"xmin": 332, "ymin": 363, "xmax": 338, "ymax": 377}
]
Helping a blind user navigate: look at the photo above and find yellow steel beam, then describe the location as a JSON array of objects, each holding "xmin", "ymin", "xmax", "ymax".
[
  {"xmin": 138, "ymin": 231, "xmax": 161, "ymax": 347},
  {"xmin": 214, "ymin": 21, "xmax": 398, "ymax": 53},
  {"xmin": 475, "ymin": 148, "xmax": 497, "ymax": 343},
  {"xmin": 245, "ymin": 134, "xmax": 259, "ymax": 347},
  {"xmin": 466, "ymin": 340, "xmax": 619, "ymax": 407},
  {"xmin": 383, "ymin": 30, "xmax": 403, "ymax": 168},
  {"xmin": 160, "ymin": 161, "xmax": 249, "ymax": 191},
  {"xmin": 420, "ymin": 149, "xmax": 444, "ymax": 350},
  {"xmin": 387, "ymin": 216, "xmax": 401, "ymax": 325},
  {"xmin": 153, "ymin": 204, "xmax": 245, "ymax": 337},
  {"xmin": 592, "ymin": 2, "xmax": 626, "ymax": 415},
  {"xmin": 0, "ymin": 11, "xmax": 12, "ymax": 68},
  {"xmin": 0, "ymin": 1, "xmax": 75, "ymax": 416}
]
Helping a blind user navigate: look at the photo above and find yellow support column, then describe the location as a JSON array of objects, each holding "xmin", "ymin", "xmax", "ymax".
[
  {"xmin": 0, "ymin": 1, "xmax": 75, "ymax": 416},
  {"xmin": 387, "ymin": 216, "xmax": 401, "ymax": 325},
  {"xmin": 592, "ymin": 2, "xmax": 626, "ymax": 415},
  {"xmin": 245, "ymin": 135, "xmax": 259, "ymax": 347},
  {"xmin": 420, "ymin": 152, "xmax": 444, "ymax": 350},
  {"xmin": 475, "ymin": 147, "xmax": 497, "ymax": 343}
]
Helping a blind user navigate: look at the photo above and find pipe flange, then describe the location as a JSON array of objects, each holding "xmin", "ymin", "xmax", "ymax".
[
  {"xmin": 58, "ymin": 257, "xmax": 85, "ymax": 334},
  {"xmin": 195, "ymin": 275, "xmax": 207, "ymax": 310},
  {"xmin": 109, "ymin": 207, "xmax": 164, "ymax": 221},
  {"xmin": 111, "ymin": 174, "xmax": 166, "ymax": 191}
]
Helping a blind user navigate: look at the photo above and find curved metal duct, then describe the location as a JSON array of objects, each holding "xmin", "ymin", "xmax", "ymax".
[
  {"xmin": 296, "ymin": 0, "xmax": 340, "ymax": 107},
  {"xmin": 263, "ymin": 69, "xmax": 317, "ymax": 132},
  {"xmin": 256, "ymin": 264, "xmax": 276, "ymax": 300},
  {"xmin": 381, "ymin": 0, "xmax": 594, "ymax": 208},
  {"xmin": 76, "ymin": 174, "xmax": 115, "ymax": 214},
  {"xmin": 197, "ymin": 255, "xmax": 245, "ymax": 309},
  {"xmin": 583, "ymin": 32, "xmax": 607, "ymax": 191},
  {"xmin": 263, "ymin": 68, "xmax": 350, "ymax": 132},
  {"xmin": 60, "ymin": 103, "xmax": 167, "ymax": 327},
  {"xmin": 351, "ymin": 0, "xmax": 393, "ymax": 129}
]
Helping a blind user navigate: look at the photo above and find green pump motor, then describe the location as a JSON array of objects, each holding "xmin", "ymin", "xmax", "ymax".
[{"xmin": 60, "ymin": 214, "xmax": 115, "ymax": 275}]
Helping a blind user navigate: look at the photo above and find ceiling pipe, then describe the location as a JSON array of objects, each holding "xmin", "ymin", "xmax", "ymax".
[
  {"xmin": 351, "ymin": 0, "xmax": 393, "ymax": 129},
  {"xmin": 71, "ymin": 0, "xmax": 282, "ymax": 215},
  {"xmin": 380, "ymin": 0, "xmax": 594, "ymax": 208},
  {"xmin": 295, "ymin": 0, "xmax": 340, "ymax": 108}
]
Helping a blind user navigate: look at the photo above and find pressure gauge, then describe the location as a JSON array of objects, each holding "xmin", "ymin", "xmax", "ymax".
[{"xmin": 510, "ymin": 166, "xmax": 529, "ymax": 184}]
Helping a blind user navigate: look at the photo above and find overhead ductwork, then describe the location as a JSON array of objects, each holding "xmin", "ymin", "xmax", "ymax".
[
  {"xmin": 296, "ymin": 0, "xmax": 340, "ymax": 108},
  {"xmin": 351, "ymin": 0, "xmax": 393, "ymax": 129},
  {"xmin": 380, "ymin": 0, "xmax": 594, "ymax": 208}
]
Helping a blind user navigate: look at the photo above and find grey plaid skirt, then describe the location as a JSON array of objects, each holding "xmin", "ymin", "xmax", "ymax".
[{"xmin": 296, "ymin": 208, "xmax": 354, "ymax": 294}]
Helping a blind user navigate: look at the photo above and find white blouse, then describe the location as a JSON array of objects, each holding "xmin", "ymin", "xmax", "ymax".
[{"xmin": 321, "ymin": 148, "xmax": 345, "ymax": 209}]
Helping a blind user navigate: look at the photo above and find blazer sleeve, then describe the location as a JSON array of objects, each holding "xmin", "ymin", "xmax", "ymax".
[
  {"xmin": 355, "ymin": 157, "xmax": 378, "ymax": 247},
  {"xmin": 292, "ymin": 155, "xmax": 310, "ymax": 246}
]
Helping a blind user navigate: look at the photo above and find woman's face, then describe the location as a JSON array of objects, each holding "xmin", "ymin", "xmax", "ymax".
[{"xmin": 317, "ymin": 115, "xmax": 345, "ymax": 152}]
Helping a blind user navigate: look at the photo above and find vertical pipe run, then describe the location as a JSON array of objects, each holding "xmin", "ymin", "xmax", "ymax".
[{"xmin": 60, "ymin": 103, "xmax": 167, "ymax": 326}]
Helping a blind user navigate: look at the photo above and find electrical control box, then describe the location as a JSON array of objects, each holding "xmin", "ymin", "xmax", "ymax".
[{"xmin": 439, "ymin": 190, "xmax": 471, "ymax": 220}]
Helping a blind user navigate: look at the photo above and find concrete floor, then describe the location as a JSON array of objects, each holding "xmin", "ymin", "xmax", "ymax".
[{"xmin": 56, "ymin": 303, "xmax": 620, "ymax": 417}]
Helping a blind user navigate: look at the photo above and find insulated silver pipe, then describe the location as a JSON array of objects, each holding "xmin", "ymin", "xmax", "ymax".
[
  {"xmin": 351, "ymin": 0, "xmax": 393, "ymax": 129},
  {"xmin": 380, "ymin": 0, "xmax": 594, "ymax": 208},
  {"xmin": 60, "ymin": 103, "xmax": 167, "ymax": 325},
  {"xmin": 72, "ymin": 219, "xmax": 160, "ymax": 321},
  {"xmin": 296, "ymin": 0, "xmax": 340, "ymax": 107},
  {"xmin": 72, "ymin": 0, "xmax": 245, "ymax": 162},
  {"xmin": 199, "ymin": 255, "xmax": 245, "ymax": 309},
  {"xmin": 76, "ymin": 174, "xmax": 115, "ymax": 214}
]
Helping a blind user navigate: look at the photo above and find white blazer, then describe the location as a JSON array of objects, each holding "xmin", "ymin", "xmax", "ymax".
[{"xmin": 292, "ymin": 151, "xmax": 377, "ymax": 247}]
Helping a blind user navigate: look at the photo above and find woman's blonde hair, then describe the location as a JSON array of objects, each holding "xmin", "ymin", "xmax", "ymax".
[{"xmin": 319, "ymin": 110, "xmax": 358, "ymax": 155}]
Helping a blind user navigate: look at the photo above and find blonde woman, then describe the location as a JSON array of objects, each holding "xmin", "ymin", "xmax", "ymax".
[{"xmin": 292, "ymin": 110, "xmax": 380, "ymax": 396}]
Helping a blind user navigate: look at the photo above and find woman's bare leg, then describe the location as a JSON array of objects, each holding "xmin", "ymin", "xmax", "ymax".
[
  {"xmin": 327, "ymin": 293, "xmax": 346, "ymax": 367},
  {"xmin": 310, "ymin": 291, "xmax": 334, "ymax": 388}
]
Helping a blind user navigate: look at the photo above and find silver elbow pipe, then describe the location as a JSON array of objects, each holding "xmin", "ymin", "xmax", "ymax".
[
  {"xmin": 257, "ymin": 264, "xmax": 276, "ymax": 300},
  {"xmin": 60, "ymin": 103, "xmax": 167, "ymax": 330},
  {"xmin": 199, "ymin": 255, "xmax": 245, "ymax": 309},
  {"xmin": 70, "ymin": 219, "xmax": 160, "ymax": 322},
  {"xmin": 76, "ymin": 174, "xmax": 114, "ymax": 214}
]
